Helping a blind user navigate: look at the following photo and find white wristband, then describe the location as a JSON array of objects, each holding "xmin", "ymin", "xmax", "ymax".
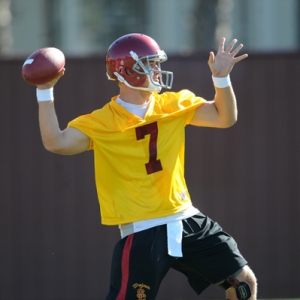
[
  {"xmin": 212, "ymin": 75, "xmax": 231, "ymax": 88},
  {"xmin": 36, "ymin": 88, "xmax": 54, "ymax": 102}
]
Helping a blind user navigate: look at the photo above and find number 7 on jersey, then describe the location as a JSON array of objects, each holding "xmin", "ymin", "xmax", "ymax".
[{"xmin": 135, "ymin": 122, "xmax": 163, "ymax": 175}]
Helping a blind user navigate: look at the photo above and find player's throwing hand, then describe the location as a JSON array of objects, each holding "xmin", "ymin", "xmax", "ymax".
[
  {"xmin": 37, "ymin": 69, "xmax": 65, "ymax": 90},
  {"xmin": 208, "ymin": 37, "xmax": 248, "ymax": 77}
]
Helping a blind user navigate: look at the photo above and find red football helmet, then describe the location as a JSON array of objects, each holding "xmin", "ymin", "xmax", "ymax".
[{"xmin": 105, "ymin": 33, "xmax": 173, "ymax": 92}]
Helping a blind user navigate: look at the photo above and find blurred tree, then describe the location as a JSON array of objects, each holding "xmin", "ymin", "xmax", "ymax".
[
  {"xmin": 81, "ymin": 0, "xmax": 146, "ymax": 51},
  {"xmin": 297, "ymin": 0, "xmax": 300, "ymax": 47},
  {"xmin": 193, "ymin": 0, "xmax": 218, "ymax": 51},
  {"xmin": 45, "ymin": 0, "xmax": 61, "ymax": 47},
  {"xmin": 0, "ymin": 0, "xmax": 13, "ymax": 56},
  {"xmin": 39, "ymin": 0, "xmax": 147, "ymax": 55}
]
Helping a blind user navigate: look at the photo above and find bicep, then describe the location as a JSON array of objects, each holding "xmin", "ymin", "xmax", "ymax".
[
  {"xmin": 55, "ymin": 127, "xmax": 91, "ymax": 155},
  {"xmin": 190, "ymin": 101, "xmax": 223, "ymax": 128}
]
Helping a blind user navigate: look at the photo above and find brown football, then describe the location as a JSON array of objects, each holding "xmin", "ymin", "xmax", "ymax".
[{"xmin": 22, "ymin": 47, "xmax": 65, "ymax": 85}]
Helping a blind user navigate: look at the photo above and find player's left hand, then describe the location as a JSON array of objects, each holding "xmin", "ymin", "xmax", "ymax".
[{"xmin": 208, "ymin": 38, "xmax": 248, "ymax": 77}]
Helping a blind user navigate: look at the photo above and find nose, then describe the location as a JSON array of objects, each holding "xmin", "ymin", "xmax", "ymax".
[{"xmin": 153, "ymin": 64, "xmax": 161, "ymax": 71}]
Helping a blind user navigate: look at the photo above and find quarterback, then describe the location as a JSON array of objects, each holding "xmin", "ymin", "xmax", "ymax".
[{"xmin": 36, "ymin": 33, "xmax": 257, "ymax": 299}]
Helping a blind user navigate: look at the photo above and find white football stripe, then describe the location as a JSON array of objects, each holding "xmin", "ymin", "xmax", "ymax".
[{"xmin": 23, "ymin": 59, "xmax": 34, "ymax": 66}]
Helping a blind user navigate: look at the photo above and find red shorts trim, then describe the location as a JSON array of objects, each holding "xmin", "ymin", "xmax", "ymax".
[{"xmin": 116, "ymin": 234, "xmax": 134, "ymax": 300}]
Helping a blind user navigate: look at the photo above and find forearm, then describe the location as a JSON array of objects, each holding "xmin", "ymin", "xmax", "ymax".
[
  {"xmin": 38, "ymin": 101, "xmax": 65, "ymax": 152},
  {"xmin": 213, "ymin": 85, "xmax": 238, "ymax": 127},
  {"xmin": 38, "ymin": 101, "xmax": 91, "ymax": 154}
]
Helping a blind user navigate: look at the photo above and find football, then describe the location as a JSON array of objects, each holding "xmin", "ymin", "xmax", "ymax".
[{"xmin": 22, "ymin": 47, "xmax": 65, "ymax": 85}]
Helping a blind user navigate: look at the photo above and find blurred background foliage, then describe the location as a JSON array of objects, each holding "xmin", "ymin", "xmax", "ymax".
[{"xmin": 0, "ymin": 0, "xmax": 299, "ymax": 58}]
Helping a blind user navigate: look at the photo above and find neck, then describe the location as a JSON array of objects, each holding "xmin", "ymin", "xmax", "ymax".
[{"xmin": 119, "ymin": 84, "xmax": 152, "ymax": 105}]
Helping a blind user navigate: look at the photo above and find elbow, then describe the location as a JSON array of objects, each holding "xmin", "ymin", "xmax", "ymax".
[
  {"xmin": 42, "ymin": 140, "xmax": 64, "ymax": 154},
  {"xmin": 219, "ymin": 116, "xmax": 238, "ymax": 128},
  {"xmin": 224, "ymin": 110, "xmax": 238, "ymax": 128},
  {"xmin": 43, "ymin": 144, "xmax": 60, "ymax": 154},
  {"xmin": 227, "ymin": 117, "xmax": 238, "ymax": 128}
]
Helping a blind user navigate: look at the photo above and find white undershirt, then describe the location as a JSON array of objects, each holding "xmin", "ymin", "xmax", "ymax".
[
  {"xmin": 115, "ymin": 97, "xmax": 150, "ymax": 118},
  {"xmin": 115, "ymin": 97, "xmax": 198, "ymax": 257}
]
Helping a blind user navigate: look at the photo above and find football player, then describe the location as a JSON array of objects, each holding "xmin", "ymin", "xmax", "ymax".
[{"xmin": 36, "ymin": 33, "xmax": 256, "ymax": 300}]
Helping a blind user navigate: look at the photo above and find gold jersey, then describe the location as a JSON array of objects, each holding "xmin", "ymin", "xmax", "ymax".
[{"xmin": 68, "ymin": 90, "xmax": 205, "ymax": 225}]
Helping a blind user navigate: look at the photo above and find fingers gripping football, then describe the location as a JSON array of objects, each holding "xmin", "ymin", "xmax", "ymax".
[{"xmin": 22, "ymin": 47, "xmax": 65, "ymax": 87}]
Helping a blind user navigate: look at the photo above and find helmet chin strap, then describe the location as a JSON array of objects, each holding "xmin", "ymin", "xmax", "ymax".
[{"xmin": 114, "ymin": 72, "xmax": 162, "ymax": 93}]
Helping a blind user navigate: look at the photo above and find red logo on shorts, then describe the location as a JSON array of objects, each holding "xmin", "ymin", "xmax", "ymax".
[{"xmin": 132, "ymin": 283, "xmax": 150, "ymax": 299}]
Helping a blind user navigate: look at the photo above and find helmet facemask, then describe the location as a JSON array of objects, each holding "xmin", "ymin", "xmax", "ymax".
[
  {"xmin": 130, "ymin": 50, "xmax": 173, "ymax": 92},
  {"xmin": 111, "ymin": 50, "xmax": 173, "ymax": 93}
]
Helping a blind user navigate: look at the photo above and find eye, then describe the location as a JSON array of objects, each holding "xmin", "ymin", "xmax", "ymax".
[{"xmin": 150, "ymin": 61, "xmax": 158, "ymax": 68}]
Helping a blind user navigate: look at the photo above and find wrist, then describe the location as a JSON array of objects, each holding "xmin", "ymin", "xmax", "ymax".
[
  {"xmin": 36, "ymin": 88, "xmax": 54, "ymax": 102},
  {"xmin": 212, "ymin": 75, "xmax": 231, "ymax": 88}
]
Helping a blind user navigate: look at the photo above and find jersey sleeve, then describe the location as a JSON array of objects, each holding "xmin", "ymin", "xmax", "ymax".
[
  {"xmin": 157, "ymin": 89, "xmax": 206, "ymax": 124},
  {"xmin": 185, "ymin": 109, "xmax": 197, "ymax": 125},
  {"xmin": 67, "ymin": 114, "xmax": 95, "ymax": 150}
]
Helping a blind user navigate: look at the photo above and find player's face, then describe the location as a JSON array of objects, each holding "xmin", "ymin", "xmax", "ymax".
[
  {"xmin": 140, "ymin": 60, "xmax": 161, "ymax": 88},
  {"xmin": 149, "ymin": 61, "xmax": 161, "ymax": 82}
]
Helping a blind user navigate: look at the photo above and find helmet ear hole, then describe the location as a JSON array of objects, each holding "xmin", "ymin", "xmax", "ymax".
[{"xmin": 125, "ymin": 68, "xmax": 134, "ymax": 76}]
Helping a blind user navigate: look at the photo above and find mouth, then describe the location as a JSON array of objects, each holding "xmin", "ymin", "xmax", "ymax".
[{"xmin": 152, "ymin": 74, "xmax": 160, "ymax": 83}]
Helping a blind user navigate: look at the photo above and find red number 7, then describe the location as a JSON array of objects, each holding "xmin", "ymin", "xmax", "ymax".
[{"xmin": 135, "ymin": 122, "xmax": 163, "ymax": 175}]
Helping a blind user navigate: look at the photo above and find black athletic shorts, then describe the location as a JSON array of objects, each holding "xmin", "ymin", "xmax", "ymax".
[{"xmin": 105, "ymin": 212, "xmax": 248, "ymax": 300}]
